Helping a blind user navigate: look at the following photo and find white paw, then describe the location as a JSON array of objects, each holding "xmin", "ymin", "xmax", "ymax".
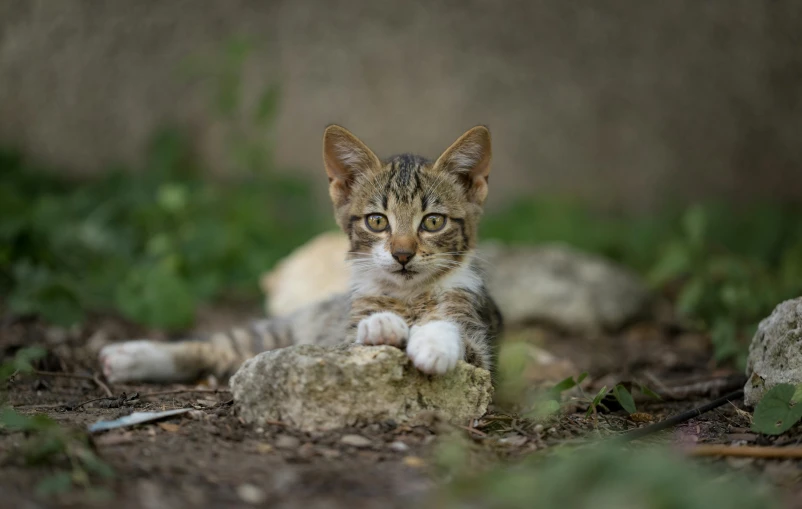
[
  {"xmin": 406, "ymin": 321, "xmax": 464, "ymax": 375},
  {"xmin": 99, "ymin": 340, "xmax": 176, "ymax": 383},
  {"xmin": 356, "ymin": 312, "xmax": 409, "ymax": 347}
]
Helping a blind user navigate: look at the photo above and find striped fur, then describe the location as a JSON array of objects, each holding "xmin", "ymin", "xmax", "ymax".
[{"xmin": 99, "ymin": 125, "xmax": 502, "ymax": 384}]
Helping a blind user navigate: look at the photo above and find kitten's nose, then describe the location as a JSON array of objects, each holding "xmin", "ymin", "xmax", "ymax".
[{"xmin": 392, "ymin": 250, "xmax": 415, "ymax": 266}]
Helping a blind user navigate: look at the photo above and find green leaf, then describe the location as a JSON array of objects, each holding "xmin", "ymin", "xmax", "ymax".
[
  {"xmin": 752, "ymin": 383, "xmax": 802, "ymax": 435},
  {"xmin": 711, "ymin": 318, "xmax": 738, "ymax": 362},
  {"xmin": 115, "ymin": 260, "xmax": 196, "ymax": 330},
  {"xmin": 13, "ymin": 346, "xmax": 47, "ymax": 373},
  {"xmin": 78, "ymin": 450, "xmax": 115, "ymax": 479},
  {"xmin": 613, "ymin": 384, "xmax": 637, "ymax": 414},
  {"xmin": 586, "ymin": 386, "xmax": 608, "ymax": 417},
  {"xmin": 648, "ymin": 242, "xmax": 692, "ymax": 286},
  {"xmin": 637, "ymin": 383, "xmax": 662, "ymax": 401},
  {"xmin": 35, "ymin": 472, "xmax": 73, "ymax": 498},
  {"xmin": 676, "ymin": 277, "xmax": 706, "ymax": 317},
  {"xmin": 0, "ymin": 407, "xmax": 35, "ymax": 430}
]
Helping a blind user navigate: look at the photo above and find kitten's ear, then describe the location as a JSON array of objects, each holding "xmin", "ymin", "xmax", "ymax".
[
  {"xmin": 433, "ymin": 126, "xmax": 492, "ymax": 205},
  {"xmin": 323, "ymin": 125, "xmax": 382, "ymax": 207}
]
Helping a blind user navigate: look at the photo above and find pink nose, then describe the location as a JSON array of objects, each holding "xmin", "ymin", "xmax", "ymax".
[{"xmin": 392, "ymin": 250, "xmax": 415, "ymax": 265}]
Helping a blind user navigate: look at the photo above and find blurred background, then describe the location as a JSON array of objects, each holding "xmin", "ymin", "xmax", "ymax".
[{"xmin": 1, "ymin": 0, "xmax": 801, "ymax": 364}]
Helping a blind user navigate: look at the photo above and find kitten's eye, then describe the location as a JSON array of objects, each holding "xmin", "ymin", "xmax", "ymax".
[
  {"xmin": 420, "ymin": 214, "xmax": 446, "ymax": 232},
  {"xmin": 365, "ymin": 213, "xmax": 389, "ymax": 232}
]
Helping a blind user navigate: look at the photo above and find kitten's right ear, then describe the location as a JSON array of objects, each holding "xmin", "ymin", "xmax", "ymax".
[{"xmin": 322, "ymin": 125, "xmax": 381, "ymax": 207}]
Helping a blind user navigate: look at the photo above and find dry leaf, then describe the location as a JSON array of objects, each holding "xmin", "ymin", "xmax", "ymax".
[
  {"xmin": 630, "ymin": 412, "xmax": 654, "ymax": 423},
  {"xmin": 403, "ymin": 456, "xmax": 426, "ymax": 468},
  {"xmin": 157, "ymin": 422, "xmax": 181, "ymax": 432}
]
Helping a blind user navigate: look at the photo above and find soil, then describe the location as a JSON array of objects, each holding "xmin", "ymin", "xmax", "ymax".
[{"xmin": 2, "ymin": 302, "xmax": 802, "ymax": 509}]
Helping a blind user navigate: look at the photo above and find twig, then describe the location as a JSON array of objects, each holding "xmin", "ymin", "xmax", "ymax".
[
  {"xmin": 687, "ymin": 445, "xmax": 802, "ymax": 459},
  {"xmin": 70, "ymin": 396, "xmax": 118, "ymax": 411},
  {"xmin": 457, "ymin": 424, "xmax": 488, "ymax": 437},
  {"xmin": 137, "ymin": 388, "xmax": 231, "ymax": 398},
  {"xmin": 262, "ymin": 419, "xmax": 288, "ymax": 427},
  {"xmin": 618, "ymin": 389, "xmax": 744, "ymax": 442},
  {"xmin": 93, "ymin": 374, "xmax": 113, "ymax": 397},
  {"xmin": 31, "ymin": 369, "xmax": 94, "ymax": 381},
  {"xmin": 636, "ymin": 374, "xmax": 747, "ymax": 403}
]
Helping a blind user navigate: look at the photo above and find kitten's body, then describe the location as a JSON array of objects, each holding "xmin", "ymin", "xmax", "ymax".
[{"xmin": 101, "ymin": 126, "xmax": 502, "ymax": 384}]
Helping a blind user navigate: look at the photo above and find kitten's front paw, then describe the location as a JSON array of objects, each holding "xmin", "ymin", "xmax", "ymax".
[
  {"xmin": 356, "ymin": 312, "xmax": 409, "ymax": 347},
  {"xmin": 99, "ymin": 340, "xmax": 176, "ymax": 383},
  {"xmin": 406, "ymin": 321, "xmax": 465, "ymax": 375}
]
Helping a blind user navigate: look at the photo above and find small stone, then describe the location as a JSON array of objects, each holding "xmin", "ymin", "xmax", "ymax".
[
  {"xmin": 389, "ymin": 441, "xmax": 409, "ymax": 452},
  {"xmin": 498, "ymin": 434, "xmax": 527, "ymax": 447},
  {"xmin": 340, "ymin": 434, "xmax": 372, "ymax": 448},
  {"xmin": 297, "ymin": 443, "xmax": 316, "ymax": 459},
  {"xmin": 254, "ymin": 443, "xmax": 273, "ymax": 454},
  {"xmin": 185, "ymin": 410, "xmax": 207, "ymax": 421},
  {"xmin": 236, "ymin": 483, "xmax": 266, "ymax": 505},
  {"xmin": 274, "ymin": 434, "xmax": 301, "ymax": 449},
  {"xmin": 318, "ymin": 447, "xmax": 341, "ymax": 459}
]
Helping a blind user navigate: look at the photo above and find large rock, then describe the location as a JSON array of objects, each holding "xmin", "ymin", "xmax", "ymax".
[
  {"xmin": 744, "ymin": 297, "xmax": 802, "ymax": 406},
  {"xmin": 260, "ymin": 233, "xmax": 652, "ymax": 333},
  {"xmin": 230, "ymin": 344, "xmax": 492, "ymax": 431},
  {"xmin": 479, "ymin": 242, "xmax": 652, "ymax": 333}
]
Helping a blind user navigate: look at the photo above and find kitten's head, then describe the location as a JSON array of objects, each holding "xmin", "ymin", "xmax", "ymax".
[{"xmin": 322, "ymin": 125, "xmax": 492, "ymax": 290}]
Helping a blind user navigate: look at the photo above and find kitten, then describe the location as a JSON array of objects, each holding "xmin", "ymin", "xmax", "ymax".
[{"xmin": 99, "ymin": 125, "xmax": 502, "ymax": 383}]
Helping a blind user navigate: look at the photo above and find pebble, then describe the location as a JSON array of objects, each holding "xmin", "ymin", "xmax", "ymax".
[
  {"xmin": 389, "ymin": 441, "xmax": 409, "ymax": 452},
  {"xmin": 274, "ymin": 434, "xmax": 301, "ymax": 449},
  {"xmin": 236, "ymin": 483, "xmax": 267, "ymax": 504},
  {"xmin": 339, "ymin": 434, "xmax": 373, "ymax": 448}
]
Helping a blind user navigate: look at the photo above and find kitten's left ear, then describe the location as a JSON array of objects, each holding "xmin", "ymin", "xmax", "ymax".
[{"xmin": 433, "ymin": 126, "xmax": 492, "ymax": 205}]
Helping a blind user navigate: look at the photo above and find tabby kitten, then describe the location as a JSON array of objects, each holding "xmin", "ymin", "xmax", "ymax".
[{"xmin": 100, "ymin": 125, "xmax": 502, "ymax": 383}]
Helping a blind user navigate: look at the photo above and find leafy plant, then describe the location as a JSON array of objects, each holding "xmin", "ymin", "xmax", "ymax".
[
  {"xmin": 649, "ymin": 205, "xmax": 802, "ymax": 367},
  {"xmin": 0, "ymin": 39, "xmax": 330, "ymax": 331},
  {"xmin": 486, "ymin": 199, "xmax": 802, "ymax": 367},
  {"xmin": 1, "ymin": 348, "xmax": 114, "ymax": 497},
  {"xmin": 433, "ymin": 440, "xmax": 779, "ymax": 509},
  {"xmin": 751, "ymin": 383, "xmax": 802, "ymax": 435}
]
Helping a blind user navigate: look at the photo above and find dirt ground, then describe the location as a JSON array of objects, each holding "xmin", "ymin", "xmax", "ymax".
[{"xmin": 2, "ymin": 302, "xmax": 802, "ymax": 509}]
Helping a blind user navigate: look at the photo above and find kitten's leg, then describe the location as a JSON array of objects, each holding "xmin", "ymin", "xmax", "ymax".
[
  {"xmin": 406, "ymin": 288, "xmax": 500, "ymax": 375},
  {"xmin": 100, "ymin": 293, "xmax": 350, "ymax": 384},
  {"xmin": 406, "ymin": 321, "xmax": 465, "ymax": 375},
  {"xmin": 99, "ymin": 322, "xmax": 289, "ymax": 384},
  {"xmin": 355, "ymin": 312, "xmax": 409, "ymax": 347}
]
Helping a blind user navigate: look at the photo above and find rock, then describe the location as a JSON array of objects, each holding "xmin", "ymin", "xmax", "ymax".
[
  {"xmin": 339, "ymin": 434, "xmax": 373, "ymax": 448},
  {"xmin": 236, "ymin": 483, "xmax": 266, "ymax": 505},
  {"xmin": 744, "ymin": 297, "xmax": 802, "ymax": 406},
  {"xmin": 230, "ymin": 344, "xmax": 492, "ymax": 432},
  {"xmin": 260, "ymin": 231, "xmax": 350, "ymax": 317},
  {"xmin": 274, "ymin": 434, "xmax": 301, "ymax": 449},
  {"xmin": 258, "ymin": 233, "xmax": 651, "ymax": 333},
  {"xmin": 389, "ymin": 440, "xmax": 410, "ymax": 452},
  {"xmin": 478, "ymin": 242, "xmax": 651, "ymax": 333}
]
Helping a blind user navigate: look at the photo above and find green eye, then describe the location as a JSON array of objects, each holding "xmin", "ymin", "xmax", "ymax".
[
  {"xmin": 365, "ymin": 214, "xmax": 389, "ymax": 232},
  {"xmin": 421, "ymin": 214, "xmax": 446, "ymax": 232}
]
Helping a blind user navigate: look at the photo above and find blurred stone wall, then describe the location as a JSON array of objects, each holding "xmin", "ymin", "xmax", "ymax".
[{"xmin": 1, "ymin": 0, "xmax": 800, "ymax": 211}]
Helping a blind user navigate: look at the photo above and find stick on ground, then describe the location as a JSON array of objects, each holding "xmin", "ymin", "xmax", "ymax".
[{"xmin": 618, "ymin": 389, "xmax": 744, "ymax": 442}]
